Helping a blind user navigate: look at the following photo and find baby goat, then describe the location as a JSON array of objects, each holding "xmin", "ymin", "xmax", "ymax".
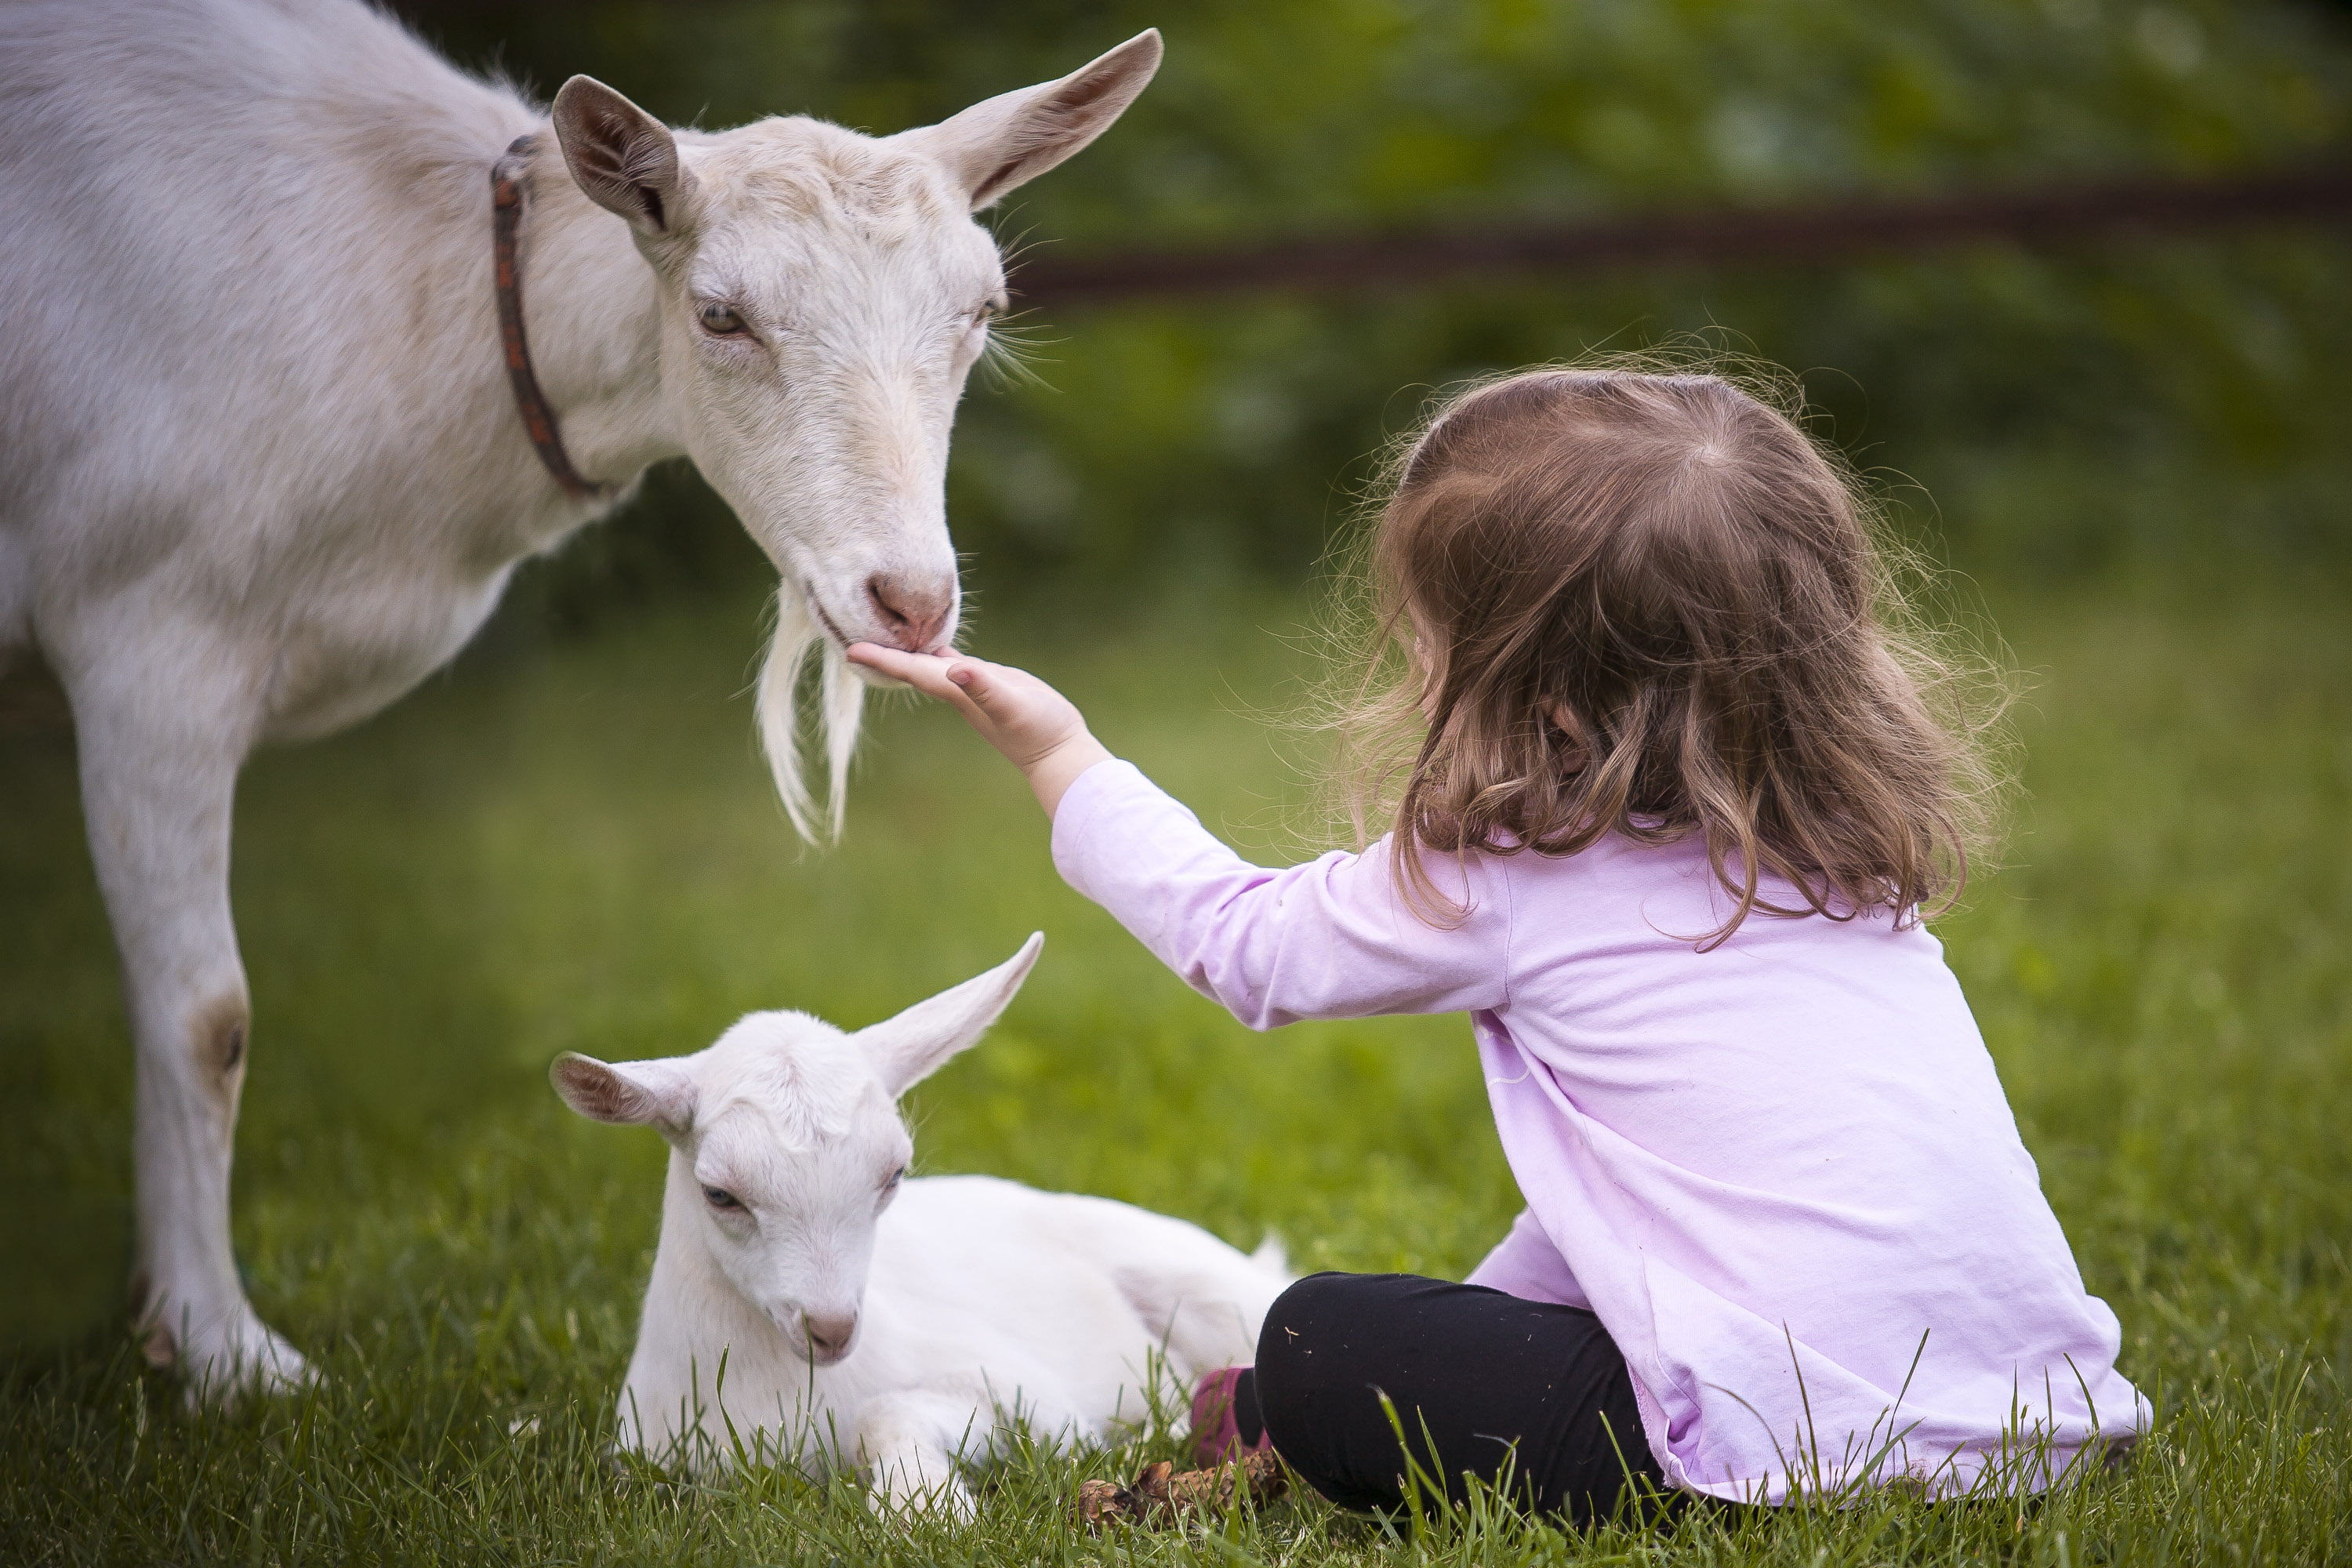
[{"xmin": 551, "ymin": 935, "xmax": 1288, "ymax": 1514}]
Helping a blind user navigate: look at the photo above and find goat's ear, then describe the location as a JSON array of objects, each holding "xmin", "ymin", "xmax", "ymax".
[
  {"xmin": 550, "ymin": 76, "xmax": 696, "ymax": 237},
  {"xmin": 900, "ymin": 31, "xmax": 1161, "ymax": 211},
  {"xmin": 550, "ymin": 1052, "xmax": 696, "ymax": 1138},
  {"xmin": 858, "ymin": 933, "xmax": 1044, "ymax": 1097}
]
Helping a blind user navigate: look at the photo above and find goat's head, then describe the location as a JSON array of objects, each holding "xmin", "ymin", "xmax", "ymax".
[
  {"xmin": 550, "ymin": 935, "xmax": 1042, "ymax": 1367},
  {"xmin": 547, "ymin": 35, "xmax": 1160, "ymax": 839}
]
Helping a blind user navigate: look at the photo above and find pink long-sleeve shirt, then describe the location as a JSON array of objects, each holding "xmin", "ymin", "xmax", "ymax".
[{"xmin": 1052, "ymin": 759, "xmax": 2146, "ymax": 1504}]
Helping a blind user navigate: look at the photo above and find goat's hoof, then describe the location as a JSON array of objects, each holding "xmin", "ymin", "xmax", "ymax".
[
  {"xmin": 866, "ymin": 1477, "xmax": 976, "ymax": 1523},
  {"xmin": 151, "ymin": 1307, "xmax": 314, "ymax": 1406}
]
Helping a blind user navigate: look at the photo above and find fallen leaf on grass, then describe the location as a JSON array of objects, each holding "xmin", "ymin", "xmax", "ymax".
[{"xmin": 1077, "ymin": 1450, "xmax": 1287, "ymax": 1528}]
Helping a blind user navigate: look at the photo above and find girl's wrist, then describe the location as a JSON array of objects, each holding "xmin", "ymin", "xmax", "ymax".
[{"xmin": 1025, "ymin": 732, "xmax": 1113, "ymax": 818}]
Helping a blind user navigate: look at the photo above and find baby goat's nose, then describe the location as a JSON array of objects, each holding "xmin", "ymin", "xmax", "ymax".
[
  {"xmin": 866, "ymin": 572, "xmax": 955, "ymax": 653},
  {"xmin": 803, "ymin": 1310, "xmax": 858, "ymax": 1362}
]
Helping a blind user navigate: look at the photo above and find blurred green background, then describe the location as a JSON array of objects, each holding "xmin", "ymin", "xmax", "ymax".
[{"xmin": 5, "ymin": 2, "xmax": 2350, "ymax": 1562}]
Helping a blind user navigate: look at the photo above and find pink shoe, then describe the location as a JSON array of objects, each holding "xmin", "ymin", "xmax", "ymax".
[{"xmin": 1190, "ymin": 1366, "xmax": 1274, "ymax": 1467}]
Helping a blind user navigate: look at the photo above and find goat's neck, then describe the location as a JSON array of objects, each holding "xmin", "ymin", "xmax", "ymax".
[{"xmin": 504, "ymin": 144, "xmax": 683, "ymax": 503}]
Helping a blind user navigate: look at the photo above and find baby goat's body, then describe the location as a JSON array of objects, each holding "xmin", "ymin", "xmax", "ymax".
[
  {"xmin": 626, "ymin": 1172, "xmax": 1284, "ymax": 1504},
  {"xmin": 554, "ymin": 936, "xmax": 1287, "ymax": 1512}
]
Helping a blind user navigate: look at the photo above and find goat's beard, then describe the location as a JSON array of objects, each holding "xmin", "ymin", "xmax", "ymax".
[{"xmin": 755, "ymin": 583, "xmax": 866, "ymax": 843}]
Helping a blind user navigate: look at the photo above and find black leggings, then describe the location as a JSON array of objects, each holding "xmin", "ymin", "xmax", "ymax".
[{"xmin": 1242, "ymin": 1272, "xmax": 1673, "ymax": 1526}]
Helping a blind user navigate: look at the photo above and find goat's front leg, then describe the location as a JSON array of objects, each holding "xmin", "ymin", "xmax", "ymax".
[
  {"xmin": 855, "ymin": 1389, "xmax": 990, "ymax": 1519},
  {"xmin": 68, "ymin": 646, "xmax": 307, "ymax": 1401}
]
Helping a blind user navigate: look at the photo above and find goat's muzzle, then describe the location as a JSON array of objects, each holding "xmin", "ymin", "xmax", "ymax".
[
  {"xmin": 802, "ymin": 1309, "xmax": 858, "ymax": 1364},
  {"xmin": 864, "ymin": 572, "xmax": 955, "ymax": 653}
]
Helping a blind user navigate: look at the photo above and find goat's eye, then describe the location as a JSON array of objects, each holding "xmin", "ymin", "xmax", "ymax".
[
  {"xmin": 884, "ymin": 1167, "xmax": 906, "ymax": 1192},
  {"xmin": 697, "ymin": 302, "xmax": 747, "ymax": 336},
  {"xmin": 702, "ymin": 1185, "xmax": 742, "ymax": 1210}
]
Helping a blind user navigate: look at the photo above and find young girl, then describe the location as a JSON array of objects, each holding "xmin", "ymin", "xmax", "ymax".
[{"xmin": 849, "ymin": 368, "xmax": 2145, "ymax": 1522}]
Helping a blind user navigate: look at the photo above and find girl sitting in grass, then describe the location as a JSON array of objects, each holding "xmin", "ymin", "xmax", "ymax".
[{"xmin": 849, "ymin": 365, "xmax": 2145, "ymax": 1523}]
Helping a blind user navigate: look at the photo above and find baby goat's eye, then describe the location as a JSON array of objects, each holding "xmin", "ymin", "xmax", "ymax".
[
  {"xmin": 702, "ymin": 1185, "xmax": 742, "ymax": 1210},
  {"xmin": 883, "ymin": 1166, "xmax": 906, "ymax": 1192},
  {"xmin": 697, "ymin": 302, "xmax": 748, "ymax": 336}
]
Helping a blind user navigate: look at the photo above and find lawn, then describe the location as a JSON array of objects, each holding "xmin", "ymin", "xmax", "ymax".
[{"xmin": 1, "ymin": 571, "xmax": 2346, "ymax": 1565}]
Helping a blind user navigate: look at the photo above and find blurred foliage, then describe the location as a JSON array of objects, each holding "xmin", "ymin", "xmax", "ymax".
[{"xmin": 393, "ymin": 0, "xmax": 2352, "ymax": 618}]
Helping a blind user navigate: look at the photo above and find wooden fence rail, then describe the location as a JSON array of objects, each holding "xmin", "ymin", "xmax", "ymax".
[{"xmin": 1010, "ymin": 162, "xmax": 2352, "ymax": 309}]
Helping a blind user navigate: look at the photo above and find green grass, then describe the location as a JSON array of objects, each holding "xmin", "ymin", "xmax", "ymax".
[{"xmin": 2, "ymin": 575, "xmax": 2346, "ymax": 1565}]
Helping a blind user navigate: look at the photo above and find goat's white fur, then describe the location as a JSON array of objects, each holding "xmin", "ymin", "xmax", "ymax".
[
  {"xmin": 552, "ymin": 937, "xmax": 1290, "ymax": 1515},
  {"xmin": 0, "ymin": 0, "xmax": 1160, "ymax": 1398}
]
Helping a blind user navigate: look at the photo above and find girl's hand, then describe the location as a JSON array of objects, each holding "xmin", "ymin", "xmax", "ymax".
[{"xmin": 844, "ymin": 644, "xmax": 1113, "ymax": 818}]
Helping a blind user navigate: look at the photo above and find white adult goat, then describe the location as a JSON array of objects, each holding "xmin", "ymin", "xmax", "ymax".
[
  {"xmin": 551, "ymin": 936, "xmax": 1289, "ymax": 1515},
  {"xmin": 0, "ymin": 0, "xmax": 1160, "ymax": 1397}
]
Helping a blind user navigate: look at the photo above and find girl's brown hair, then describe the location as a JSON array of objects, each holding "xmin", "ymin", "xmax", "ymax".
[{"xmin": 1327, "ymin": 363, "xmax": 2005, "ymax": 946}]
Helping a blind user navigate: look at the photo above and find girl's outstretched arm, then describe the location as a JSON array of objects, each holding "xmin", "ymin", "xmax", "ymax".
[
  {"xmin": 844, "ymin": 643, "xmax": 1112, "ymax": 816},
  {"xmin": 848, "ymin": 641, "xmax": 1508, "ymax": 1030}
]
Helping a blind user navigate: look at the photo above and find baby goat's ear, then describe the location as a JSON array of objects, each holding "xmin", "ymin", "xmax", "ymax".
[
  {"xmin": 550, "ymin": 1052, "xmax": 696, "ymax": 1140},
  {"xmin": 858, "ymin": 933, "xmax": 1044, "ymax": 1097}
]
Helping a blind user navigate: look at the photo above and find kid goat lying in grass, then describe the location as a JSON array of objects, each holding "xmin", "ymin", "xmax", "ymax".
[{"xmin": 551, "ymin": 935, "xmax": 1289, "ymax": 1515}]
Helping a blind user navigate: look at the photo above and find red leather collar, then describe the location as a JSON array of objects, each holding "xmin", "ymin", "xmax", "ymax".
[{"xmin": 491, "ymin": 135, "xmax": 611, "ymax": 502}]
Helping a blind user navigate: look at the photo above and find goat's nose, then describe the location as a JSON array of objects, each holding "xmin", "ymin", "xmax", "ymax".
[
  {"xmin": 803, "ymin": 1311, "xmax": 858, "ymax": 1361},
  {"xmin": 865, "ymin": 573, "xmax": 955, "ymax": 653}
]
